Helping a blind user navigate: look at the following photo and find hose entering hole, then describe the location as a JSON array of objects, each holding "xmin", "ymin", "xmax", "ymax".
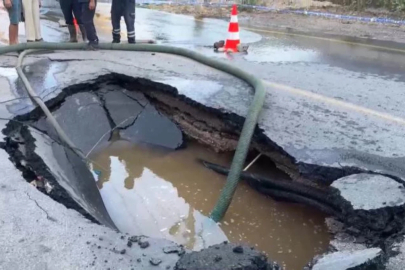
[{"xmin": 0, "ymin": 42, "xmax": 266, "ymax": 222}]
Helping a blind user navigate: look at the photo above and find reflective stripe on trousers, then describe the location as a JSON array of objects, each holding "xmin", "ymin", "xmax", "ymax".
[{"xmin": 111, "ymin": 0, "xmax": 135, "ymax": 38}]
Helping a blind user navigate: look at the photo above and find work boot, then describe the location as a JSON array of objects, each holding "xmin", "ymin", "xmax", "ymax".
[
  {"xmin": 112, "ymin": 33, "xmax": 121, "ymax": 44},
  {"xmin": 67, "ymin": 25, "xmax": 78, "ymax": 43},
  {"xmin": 128, "ymin": 37, "xmax": 135, "ymax": 44},
  {"xmin": 79, "ymin": 25, "xmax": 87, "ymax": 42}
]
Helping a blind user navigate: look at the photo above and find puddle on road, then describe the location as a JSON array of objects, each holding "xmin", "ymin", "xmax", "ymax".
[
  {"xmin": 90, "ymin": 139, "xmax": 330, "ymax": 269},
  {"xmin": 243, "ymin": 37, "xmax": 320, "ymax": 64}
]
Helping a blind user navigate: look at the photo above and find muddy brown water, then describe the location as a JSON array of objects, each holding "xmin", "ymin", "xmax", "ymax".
[{"xmin": 90, "ymin": 139, "xmax": 330, "ymax": 269}]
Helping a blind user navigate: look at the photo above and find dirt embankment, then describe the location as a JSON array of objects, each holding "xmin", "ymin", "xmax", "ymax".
[{"xmin": 146, "ymin": 4, "xmax": 405, "ymax": 44}]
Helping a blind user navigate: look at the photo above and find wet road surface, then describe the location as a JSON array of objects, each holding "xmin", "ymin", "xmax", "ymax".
[
  {"xmin": 125, "ymin": 7, "xmax": 405, "ymax": 119},
  {"xmin": 4, "ymin": 3, "xmax": 405, "ymax": 121},
  {"xmin": 59, "ymin": 4, "xmax": 405, "ymax": 126}
]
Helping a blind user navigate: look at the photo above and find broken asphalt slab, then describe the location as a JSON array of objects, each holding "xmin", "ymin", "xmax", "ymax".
[
  {"xmin": 1, "ymin": 83, "xmax": 185, "ymax": 227},
  {"xmin": 31, "ymin": 87, "xmax": 183, "ymax": 154},
  {"xmin": 307, "ymin": 248, "xmax": 384, "ymax": 270},
  {"xmin": 328, "ymin": 173, "xmax": 405, "ymax": 243},
  {"xmin": 331, "ymin": 174, "xmax": 405, "ymax": 211}
]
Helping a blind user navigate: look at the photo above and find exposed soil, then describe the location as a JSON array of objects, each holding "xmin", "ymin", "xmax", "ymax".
[{"xmin": 146, "ymin": 4, "xmax": 405, "ymax": 44}]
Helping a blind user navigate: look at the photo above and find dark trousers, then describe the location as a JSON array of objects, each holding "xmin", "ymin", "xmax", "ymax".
[
  {"xmin": 60, "ymin": 0, "xmax": 83, "ymax": 25},
  {"xmin": 111, "ymin": 0, "xmax": 135, "ymax": 41},
  {"xmin": 80, "ymin": 1, "xmax": 98, "ymax": 44}
]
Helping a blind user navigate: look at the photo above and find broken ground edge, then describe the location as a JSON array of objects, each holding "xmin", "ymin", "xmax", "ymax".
[
  {"xmin": 0, "ymin": 122, "xmax": 104, "ymax": 225},
  {"xmin": 115, "ymin": 74, "xmax": 405, "ymax": 186},
  {"xmin": 1, "ymin": 73, "xmax": 404, "ymax": 268},
  {"xmin": 326, "ymin": 179, "xmax": 405, "ymax": 253},
  {"xmin": 3, "ymin": 72, "xmax": 401, "ymax": 186},
  {"xmin": 3, "ymin": 74, "xmax": 404, "ymax": 231}
]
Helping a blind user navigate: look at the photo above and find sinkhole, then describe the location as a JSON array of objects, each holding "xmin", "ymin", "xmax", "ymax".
[{"xmin": 2, "ymin": 75, "xmax": 331, "ymax": 269}]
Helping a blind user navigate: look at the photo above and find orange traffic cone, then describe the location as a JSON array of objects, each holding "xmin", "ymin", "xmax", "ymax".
[{"xmin": 224, "ymin": 5, "xmax": 240, "ymax": 52}]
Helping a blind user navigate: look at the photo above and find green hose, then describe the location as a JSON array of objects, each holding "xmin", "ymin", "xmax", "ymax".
[
  {"xmin": 0, "ymin": 42, "xmax": 266, "ymax": 222},
  {"xmin": 16, "ymin": 49, "xmax": 86, "ymax": 160}
]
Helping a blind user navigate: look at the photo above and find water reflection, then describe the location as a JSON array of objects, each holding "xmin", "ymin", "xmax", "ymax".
[
  {"xmin": 91, "ymin": 140, "xmax": 228, "ymax": 250},
  {"xmin": 0, "ymin": 60, "xmax": 68, "ymax": 116},
  {"xmin": 91, "ymin": 139, "xmax": 330, "ymax": 269},
  {"xmin": 193, "ymin": 19, "xmax": 204, "ymax": 37}
]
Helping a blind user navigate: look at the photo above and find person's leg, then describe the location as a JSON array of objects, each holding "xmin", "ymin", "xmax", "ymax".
[
  {"xmin": 72, "ymin": 0, "xmax": 86, "ymax": 41},
  {"xmin": 60, "ymin": 0, "xmax": 77, "ymax": 42},
  {"xmin": 59, "ymin": 0, "xmax": 74, "ymax": 25},
  {"xmin": 81, "ymin": 0, "xmax": 98, "ymax": 49},
  {"xmin": 110, "ymin": 0, "xmax": 121, "ymax": 43},
  {"xmin": 9, "ymin": 24, "xmax": 19, "ymax": 45},
  {"xmin": 123, "ymin": 0, "xmax": 135, "ymax": 44},
  {"xmin": 22, "ymin": 0, "xmax": 35, "ymax": 42},
  {"xmin": 32, "ymin": 0, "xmax": 42, "ymax": 41},
  {"xmin": 6, "ymin": 0, "xmax": 20, "ymax": 44}
]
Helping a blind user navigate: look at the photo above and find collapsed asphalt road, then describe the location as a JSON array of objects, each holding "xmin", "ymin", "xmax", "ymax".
[
  {"xmin": 0, "ymin": 1, "xmax": 404, "ymax": 268},
  {"xmin": 0, "ymin": 49, "xmax": 405, "ymax": 269}
]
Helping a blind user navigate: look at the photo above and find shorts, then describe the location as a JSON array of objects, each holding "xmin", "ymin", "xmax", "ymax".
[{"xmin": 4, "ymin": 0, "xmax": 21, "ymax": 25}]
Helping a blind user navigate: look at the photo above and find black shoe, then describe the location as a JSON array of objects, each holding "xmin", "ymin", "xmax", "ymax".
[
  {"xmin": 35, "ymin": 38, "xmax": 44, "ymax": 42},
  {"xmin": 87, "ymin": 40, "xmax": 99, "ymax": 50},
  {"xmin": 128, "ymin": 38, "xmax": 135, "ymax": 44},
  {"xmin": 112, "ymin": 39, "xmax": 120, "ymax": 44}
]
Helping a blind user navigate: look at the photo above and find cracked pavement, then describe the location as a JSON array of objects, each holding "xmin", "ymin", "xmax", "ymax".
[
  {"xmin": 0, "ymin": 147, "xmax": 182, "ymax": 270},
  {"xmin": 25, "ymin": 191, "xmax": 57, "ymax": 222}
]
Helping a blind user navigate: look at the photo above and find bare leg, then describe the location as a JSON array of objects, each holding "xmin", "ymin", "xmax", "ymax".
[{"xmin": 8, "ymin": 24, "xmax": 19, "ymax": 45}]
